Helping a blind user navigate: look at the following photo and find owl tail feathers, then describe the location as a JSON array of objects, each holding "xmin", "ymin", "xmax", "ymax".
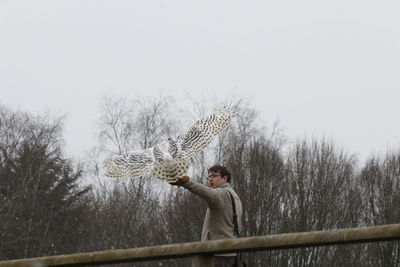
[
  {"xmin": 151, "ymin": 159, "xmax": 189, "ymax": 183},
  {"xmin": 104, "ymin": 159, "xmax": 125, "ymax": 178}
]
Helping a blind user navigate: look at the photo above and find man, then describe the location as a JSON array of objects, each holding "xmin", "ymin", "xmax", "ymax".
[{"xmin": 171, "ymin": 165, "xmax": 243, "ymax": 267}]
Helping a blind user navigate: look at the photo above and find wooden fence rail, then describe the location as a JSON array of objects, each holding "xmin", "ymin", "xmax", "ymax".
[{"xmin": 1, "ymin": 223, "xmax": 400, "ymax": 267}]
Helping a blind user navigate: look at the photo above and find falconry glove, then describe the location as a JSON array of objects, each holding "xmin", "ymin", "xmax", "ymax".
[{"xmin": 169, "ymin": 176, "xmax": 190, "ymax": 186}]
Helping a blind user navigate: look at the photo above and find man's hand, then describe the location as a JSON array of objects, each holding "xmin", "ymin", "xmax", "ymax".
[{"xmin": 169, "ymin": 176, "xmax": 190, "ymax": 186}]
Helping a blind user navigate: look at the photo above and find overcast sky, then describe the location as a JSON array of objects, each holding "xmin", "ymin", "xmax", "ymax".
[{"xmin": 1, "ymin": 0, "xmax": 399, "ymax": 163}]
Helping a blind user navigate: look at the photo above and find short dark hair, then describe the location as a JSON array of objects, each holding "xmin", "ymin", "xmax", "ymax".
[{"xmin": 208, "ymin": 165, "xmax": 232, "ymax": 183}]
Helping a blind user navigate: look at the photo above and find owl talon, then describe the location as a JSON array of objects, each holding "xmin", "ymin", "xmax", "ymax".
[{"xmin": 169, "ymin": 176, "xmax": 190, "ymax": 186}]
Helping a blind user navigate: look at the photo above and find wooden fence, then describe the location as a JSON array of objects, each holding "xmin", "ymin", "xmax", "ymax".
[{"xmin": 1, "ymin": 223, "xmax": 400, "ymax": 266}]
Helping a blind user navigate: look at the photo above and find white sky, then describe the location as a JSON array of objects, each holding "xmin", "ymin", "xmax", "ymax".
[{"xmin": 1, "ymin": 0, "xmax": 399, "ymax": 163}]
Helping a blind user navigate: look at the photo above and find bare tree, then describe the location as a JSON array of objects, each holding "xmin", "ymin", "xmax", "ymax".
[
  {"xmin": 283, "ymin": 139, "xmax": 356, "ymax": 266},
  {"xmin": 359, "ymin": 152, "xmax": 400, "ymax": 266},
  {"xmin": 98, "ymin": 94, "xmax": 177, "ymax": 154}
]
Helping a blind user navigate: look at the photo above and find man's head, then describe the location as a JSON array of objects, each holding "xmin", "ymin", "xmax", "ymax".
[{"xmin": 207, "ymin": 165, "xmax": 231, "ymax": 189}]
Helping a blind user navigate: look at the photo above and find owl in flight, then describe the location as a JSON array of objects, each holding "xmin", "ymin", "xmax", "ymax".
[{"xmin": 105, "ymin": 106, "xmax": 234, "ymax": 182}]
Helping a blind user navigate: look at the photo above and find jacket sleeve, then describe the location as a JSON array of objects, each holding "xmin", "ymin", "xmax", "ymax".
[{"xmin": 182, "ymin": 181, "xmax": 223, "ymax": 209}]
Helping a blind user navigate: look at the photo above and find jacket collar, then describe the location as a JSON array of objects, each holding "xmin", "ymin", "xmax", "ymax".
[{"xmin": 219, "ymin": 182, "xmax": 232, "ymax": 189}]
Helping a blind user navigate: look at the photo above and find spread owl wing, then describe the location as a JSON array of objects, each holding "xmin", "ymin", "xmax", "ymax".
[
  {"xmin": 105, "ymin": 145, "xmax": 189, "ymax": 181},
  {"xmin": 177, "ymin": 106, "xmax": 234, "ymax": 160},
  {"xmin": 105, "ymin": 148, "xmax": 155, "ymax": 178}
]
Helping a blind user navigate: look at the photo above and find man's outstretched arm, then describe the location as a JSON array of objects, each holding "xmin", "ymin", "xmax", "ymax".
[{"xmin": 170, "ymin": 176, "xmax": 221, "ymax": 209}]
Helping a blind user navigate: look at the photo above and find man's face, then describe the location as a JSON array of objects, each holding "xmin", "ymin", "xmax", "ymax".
[{"xmin": 208, "ymin": 171, "xmax": 227, "ymax": 189}]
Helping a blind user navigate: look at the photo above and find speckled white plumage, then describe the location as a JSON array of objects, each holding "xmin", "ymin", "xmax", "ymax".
[{"xmin": 105, "ymin": 106, "xmax": 234, "ymax": 182}]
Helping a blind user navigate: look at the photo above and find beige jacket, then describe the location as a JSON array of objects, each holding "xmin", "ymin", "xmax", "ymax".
[{"xmin": 182, "ymin": 181, "xmax": 243, "ymax": 242}]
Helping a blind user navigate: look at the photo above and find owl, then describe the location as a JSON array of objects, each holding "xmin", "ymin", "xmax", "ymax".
[{"xmin": 105, "ymin": 106, "xmax": 234, "ymax": 182}]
